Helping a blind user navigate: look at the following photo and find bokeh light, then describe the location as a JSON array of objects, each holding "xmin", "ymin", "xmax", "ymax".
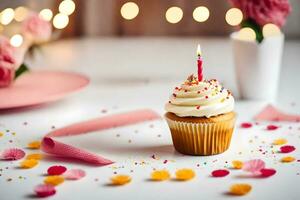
[
  {"xmin": 263, "ymin": 23, "xmax": 281, "ymax": 38},
  {"xmin": 59, "ymin": 0, "xmax": 76, "ymax": 15},
  {"xmin": 226, "ymin": 8, "xmax": 243, "ymax": 26},
  {"xmin": 10, "ymin": 34, "xmax": 23, "ymax": 47},
  {"xmin": 53, "ymin": 13, "xmax": 69, "ymax": 29},
  {"xmin": 165, "ymin": 7, "xmax": 183, "ymax": 24},
  {"xmin": 238, "ymin": 28, "xmax": 256, "ymax": 41},
  {"xmin": 120, "ymin": 2, "xmax": 139, "ymax": 20},
  {"xmin": 193, "ymin": 6, "xmax": 209, "ymax": 23},
  {"xmin": 39, "ymin": 9, "xmax": 53, "ymax": 21},
  {"xmin": 0, "ymin": 8, "xmax": 15, "ymax": 25},
  {"xmin": 14, "ymin": 6, "xmax": 28, "ymax": 22}
]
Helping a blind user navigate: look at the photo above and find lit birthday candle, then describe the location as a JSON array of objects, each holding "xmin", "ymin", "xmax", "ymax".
[{"xmin": 197, "ymin": 44, "xmax": 203, "ymax": 82}]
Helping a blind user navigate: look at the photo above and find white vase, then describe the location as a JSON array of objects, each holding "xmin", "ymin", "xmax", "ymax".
[{"xmin": 231, "ymin": 32, "xmax": 284, "ymax": 103}]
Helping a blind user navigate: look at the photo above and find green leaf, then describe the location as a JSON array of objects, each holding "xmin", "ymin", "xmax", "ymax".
[
  {"xmin": 241, "ymin": 19, "xmax": 264, "ymax": 43},
  {"xmin": 15, "ymin": 63, "xmax": 29, "ymax": 80}
]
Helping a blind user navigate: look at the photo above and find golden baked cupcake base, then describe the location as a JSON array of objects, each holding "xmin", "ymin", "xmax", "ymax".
[{"xmin": 165, "ymin": 112, "xmax": 236, "ymax": 156}]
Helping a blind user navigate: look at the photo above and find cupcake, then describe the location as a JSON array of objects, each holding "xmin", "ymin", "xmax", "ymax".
[{"xmin": 165, "ymin": 74, "xmax": 236, "ymax": 155}]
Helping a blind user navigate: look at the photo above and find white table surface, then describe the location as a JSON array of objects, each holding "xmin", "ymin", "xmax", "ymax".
[{"xmin": 0, "ymin": 37, "xmax": 300, "ymax": 200}]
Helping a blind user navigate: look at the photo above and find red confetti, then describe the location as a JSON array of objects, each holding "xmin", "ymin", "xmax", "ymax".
[
  {"xmin": 260, "ymin": 168, "xmax": 276, "ymax": 177},
  {"xmin": 163, "ymin": 160, "xmax": 168, "ymax": 164},
  {"xmin": 240, "ymin": 122, "xmax": 252, "ymax": 128},
  {"xmin": 280, "ymin": 145, "xmax": 296, "ymax": 153},
  {"xmin": 47, "ymin": 165, "xmax": 67, "ymax": 175},
  {"xmin": 64, "ymin": 169, "xmax": 86, "ymax": 180},
  {"xmin": 211, "ymin": 169, "xmax": 230, "ymax": 177},
  {"xmin": 266, "ymin": 125, "xmax": 279, "ymax": 130},
  {"xmin": 34, "ymin": 184, "xmax": 56, "ymax": 197}
]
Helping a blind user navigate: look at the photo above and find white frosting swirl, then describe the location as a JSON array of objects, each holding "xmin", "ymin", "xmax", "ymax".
[{"xmin": 165, "ymin": 76, "xmax": 234, "ymax": 118}]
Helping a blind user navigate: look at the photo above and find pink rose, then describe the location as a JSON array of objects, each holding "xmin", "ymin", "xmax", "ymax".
[
  {"xmin": 0, "ymin": 36, "xmax": 24, "ymax": 87},
  {"xmin": 22, "ymin": 12, "xmax": 52, "ymax": 43},
  {"xmin": 230, "ymin": 0, "xmax": 291, "ymax": 27}
]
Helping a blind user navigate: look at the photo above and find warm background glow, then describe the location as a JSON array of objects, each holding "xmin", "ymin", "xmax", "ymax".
[
  {"xmin": 165, "ymin": 7, "xmax": 183, "ymax": 24},
  {"xmin": 0, "ymin": 8, "xmax": 15, "ymax": 25},
  {"xmin": 120, "ymin": 2, "xmax": 139, "ymax": 20},
  {"xmin": 226, "ymin": 8, "xmax": 243, "ymax": 26},
  {"xmin": 59, "ymin": 0, "xmax": 76, "ymax": 16},
  {"xmin": 53, "ymin": 13, "xmax": 69, "ymax": 29},
  {"xmin": 39, "ymin": 9, "xmax": 53, "ymax": 21},
  {"xmin": 10, "ymin": 34, "xmax": 23, "ymax": 47},
  {"xmin": 193, "ymin": 6, "xmax": 210, "ymax": 23},
  {"xmin": 238, "ymin": 27, "xmax": 256, "ymax": 41},
  {"xmin": 263, "ymin": 23, "xmax": 281, "ymax": 38},
  {"xmin": 14, "ymin": 6, "xmax": 28, "ymax": 22}
]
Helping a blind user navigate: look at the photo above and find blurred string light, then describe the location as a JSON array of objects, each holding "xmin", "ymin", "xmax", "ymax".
[
  {"xmin": 14, "ymin": 6, "xmax": 28, "ymax": 22},
  {"xmin": 59, "ymin": 0, "xmax": 75, "ymax": 16},
  {"xmin": 238, "ymin": 27, "xmax": 256, "ymax": 41},
  {"xmin": 0, "ymin": 8, "xmax": 15, "ymax": 25},
  {"xmin": 53, "ymin": 13, "xmax": 69, "ymax": 29},
  {"xmin": 10, "ymin": 34, "xmax": 23, "ymax": 47},
  {"xmin": 39, "ymin": 9, "xmax": 53, "ymax": 21},
  {"xmin": 226, "ymin": 8, "xmax": 243, "ymax": 26},
  {"xmin": 165, "ymin": 6, "xmax": 183, "ymax": 24},
  {"xmin": 120, "ymin": 2, "xmax": 139, "ymax": 20},
  {"xmin": 263, "ymin": 23, "xmax": 281, "ymax": 38},
  {"xmin": 193, "ymin": 6, "xmax": 209, "ymax": 22}
]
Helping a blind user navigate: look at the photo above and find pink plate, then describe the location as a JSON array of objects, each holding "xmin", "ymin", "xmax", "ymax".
[{"xmin": 0, "ymin": 71, "xmax": 89, "ymax": 109}]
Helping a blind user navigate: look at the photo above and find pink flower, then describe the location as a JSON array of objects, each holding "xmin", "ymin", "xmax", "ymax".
[
  {"xmin": 230, "ymin": 0, "xmax": 291, "ymax": 27},
  {"xmin": 22, "ymin": 12, "xmax": 52, "ymax": 43}
]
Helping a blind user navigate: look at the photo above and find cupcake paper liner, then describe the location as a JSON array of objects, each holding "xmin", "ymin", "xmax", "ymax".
[{"xmin": 165, "ymin": 115, "xmax": 236, "ymax": 156}]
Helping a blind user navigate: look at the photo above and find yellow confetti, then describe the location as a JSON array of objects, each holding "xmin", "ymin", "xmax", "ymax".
[
  {"xmin": 44, "ymin": 176, "xmax": 65, "ymax": 186},
  {"xmin": 151, "ymin": 170, "xmax": 171, "ymax": 181},
  {"xmin": 232, "ymin": 160, "xmax": 243, "ymax": 169},
  {"xmin": 272, "ymin": 138, "xmax": 287, "ymax": 145},
  {"xmin": 0, "ymin": 132, "xmax": 3, "ymax": 137},
  {"xmin": 229, "ymin": 183, "xmax": 252, "ymax": 196},
  {"xmin": 175, "ymin": 168, "xmax": 195, "ymax": 181},
  {"xmin": 27, "ymin": 141, "xmax": 41, "ymax": 149},
  {"xmin": 26, "ymin": 153, "xmax": 43, "ymax": 160},
  {"xmin": 20, "ymin": 159, "xmax": 39, "ymax": 169},
  {"xmin": 110, "ymin": 175, "xmax": 131, "ymax": 185},
  {"xmin": 281, "ymin": 156, "xmax": 295, "ymax": 163}
]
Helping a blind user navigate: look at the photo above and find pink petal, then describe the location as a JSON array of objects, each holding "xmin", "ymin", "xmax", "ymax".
[
  {"xmin": 280, "ymin": 145, "xmax": 296, "ymax": 153},
  {"xmin": 0, "ymin": 148, "xmax": 25, "ymax": 160},
  {"xmin": 34, "ymin": 184, "xmax": 56, "ymax": 197},
  {"xmin": 266, "ymin": 125, "xmax": 279, "ymax": 130},
  {"xmin": 47, "ymin": 165, "xmax": 67, "ymax": 175},
  {"xmin": 63, "ymin": 169, "xmax": 86, "ymax": 180},
  {"xmin": 240, "ymin": 122, "xmax": 252, "ymax": 128},
  {"xmin": 211, "ymin": 169, "xmax": 230, "ymax": 177},
  {"xmin": 260, "ymin": 168, "xmax": 276, "ymax": 178},
  {"xmin": 243, "ymin": 159, "xmax": 265, "ymax": 174}
]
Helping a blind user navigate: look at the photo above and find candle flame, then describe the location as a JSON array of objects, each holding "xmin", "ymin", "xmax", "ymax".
[{"xmin": 197, "ymin": 44, "xmax": 201, "ymax": 56}]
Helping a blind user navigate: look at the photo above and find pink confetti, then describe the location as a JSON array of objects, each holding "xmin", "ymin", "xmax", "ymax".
[
  {"xmin": 0, "ymin": 148, "xmax": 25, "ymax": 160},
  {"xmin": 63, "ymin": 169, "xmax": 86, "ymax": 180},
  {"xmin": 47, "ymin": 165, "xmax": 67, "ymax": 175},
  {"xmin": 34, "ymin": 184, "xmax": 56, "ymax": 197},
  {"xmin": 211, "ymin": 169, "xmax": 230, "ymax": 177},
  {"xmin": 260, "ymin": 168, "xmax": 276, "ymax": 177},
  {"xmin": 280, "ymin": 145, "xmax": 296, "ymax": 153},
  {"xmin": 266, "ymin": 125, "xmax": 279, "ymax": 130},
  {"xmin": 240, "ymin": 122, "xmax": 252, "ymax": 128},
  {"xmin": 243, "ymin": 159, "xmax": 265, "ymax": 175}
]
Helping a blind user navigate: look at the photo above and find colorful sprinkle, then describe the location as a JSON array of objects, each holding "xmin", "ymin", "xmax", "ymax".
[
  {"xmin": 280, "ymin": 145, "xmax": 296, "ymax": 153},
  {"xmin": 260, "ymin": 168, "xmax": 276, "ymax": 177},
  {"xmin": 211, "ymin": 169, "xmax": 230, "ymax": 177},
  {"xmin": 63, "ymin": 169, "xmax": 86, "ymax": 180},
  {"xmin": 272, "ymin": 138, "xmax": 287, "ymax": 145},
  {"xmin": 232, "ymin": 160, "xmax": 243, "ymax": 169},
  {"xmin": 20, "ymin": 159, "xmax": 39, "ymax": 169},
  {"xmin": 151, "ymin": 170, "xmax": 170, "ymax": 181},
  {"xmin": 110, "ymin": 175, "xmax": 131, "ymax": 185},
  {"xmin": 266, "ymin": 125, "xmax": 279, "ymax": 131},
  {"xmin": 34, "ymin": 184, "xmax": 56, "ymax": 198},
  {"xmin": 175, "ymin": 169, "xmax": 195, "ymax": 181},
  {"xmin": 229, "ymin": 183, "xmax": 252, "ymax": 196},
  {"xmin": 44, "ymin": 176, "xmax": 65, "ymax": 186},
  {"xmin": 0, "ymin": 148, "xmax": 25, "ymax": 161},
  {"xmin": 281, "ymin": 156, "xmax": 295, "ymax": 163},
  {"xmin": 240, "ymin": 122, "xmax": 252, "ymax": 128},
  {"xmin": 27, "ymin": 141, "xmax": 41, "ymax": 149},
  {"xmin": 47, "ymin": 165, "xmax": 67, "ymax": 175}
]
